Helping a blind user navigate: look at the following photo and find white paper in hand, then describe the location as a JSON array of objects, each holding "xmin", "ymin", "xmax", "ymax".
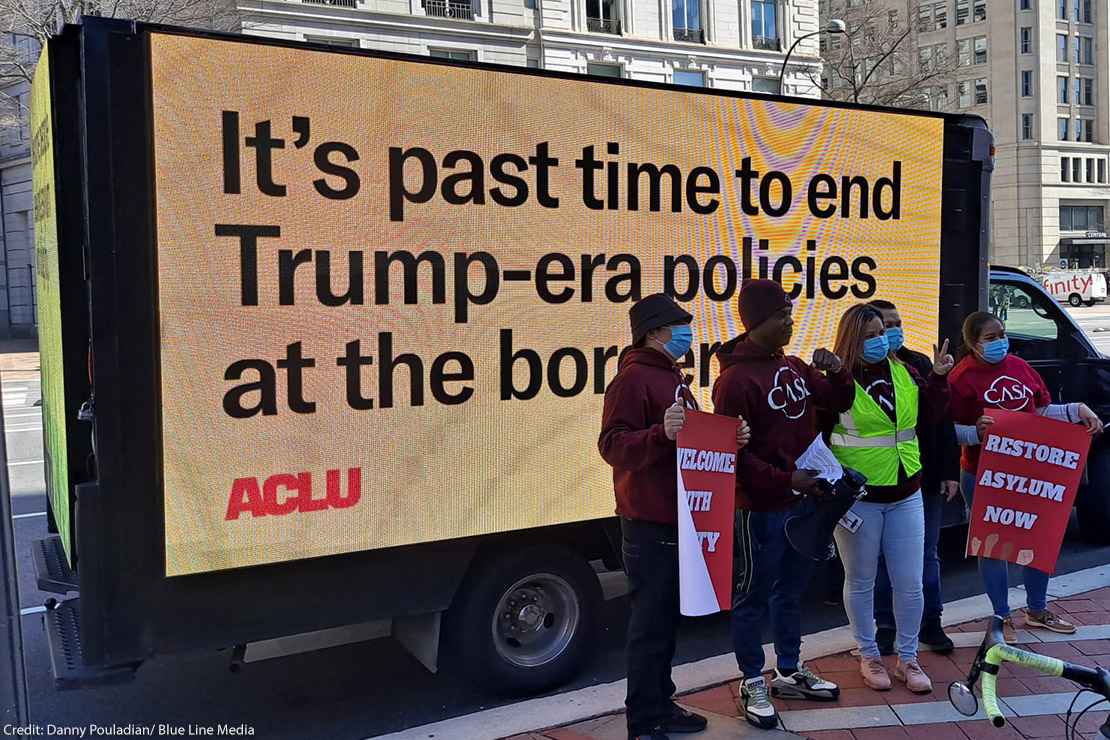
[{"xmin": 796, "ymin": 435, "xmax": 844, "ymax": 483}]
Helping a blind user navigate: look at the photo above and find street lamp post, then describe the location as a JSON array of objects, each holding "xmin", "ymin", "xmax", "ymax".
[{"xmin": 779, "ymin": 19, "xmax": 847, "ymax": 95}]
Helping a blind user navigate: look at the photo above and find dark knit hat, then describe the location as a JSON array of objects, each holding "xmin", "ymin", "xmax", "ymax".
[
  {"xmin": 629, "ymin": 293, "xmax": 693, "ymax": 344},
  {"xmin": 738, "ymin": 279, "xmax": 791, "ymax": 331}
]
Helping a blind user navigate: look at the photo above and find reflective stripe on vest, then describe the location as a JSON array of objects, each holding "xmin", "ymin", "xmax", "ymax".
[{"xmin": 829, "ymin": 359, "xmax": 922, "ymax": 486}]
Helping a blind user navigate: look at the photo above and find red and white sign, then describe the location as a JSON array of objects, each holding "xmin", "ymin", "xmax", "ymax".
[
  {"xmin": 966, "ymin": 409, "xmax": 1092, "ymax": 574},
  {"xmin": 676, "ymin": 411, "xmax": 740, "ymax": 616}
]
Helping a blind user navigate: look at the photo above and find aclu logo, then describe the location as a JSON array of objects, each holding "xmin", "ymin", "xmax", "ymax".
[
  {"xmin": 767, "ymin": 365, "xmax": 811, "ymax": 420},
  {"xmin": 983, "ymin": 375, "xmax": 1035, "ymax": 411}
]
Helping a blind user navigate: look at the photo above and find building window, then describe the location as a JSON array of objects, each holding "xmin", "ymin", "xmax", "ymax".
[
  {"xmin": 1058, "ymin": 76, "xmax": 1069, "ymax": 103},
  {"xmin": 1020, "ymin": 0, "xmax": 1031, "ymax": 8},
  {"xmin": 1075, "ymin": 77, "xmax": 1083, "ymax": 104},
  {"xmin": 751, "ymin": 76, "xmax": 779, "ymax": 93},
  {"xmin": 673, "ymin": 69, "xmax": 706, "ymax": 86},
  {"xmin": 752, "ymin": 0, "xmax": 780, "ymax": 49},
  {"xmin": 429, "ymin": 47, "xmax": 477, "ymax": 60},
  {"xmin": 973, "ymin": 0, "xmax": 986, "ymax": 20},
  {"xmin": 1100, "ymin": 159, "xmax": 1107, "ymax": 183},
  {"xmin": 959, "ymin": 81, "xmax": 972, "ymax": 107},
  {"xmin": 1082, "ymin": 0, "xmax": 1091, "ymax": 21},
  {"xmin": 1083, "ymin": 77, "xmax": 1094, "ymax": 105},
  {"xmin": 956, "ymin": 0, "xmax": 970, "ymax": 24},
  {"xmin": 586, "ymin": 0, "xmax": 622, "ymax": 34},
  {"xmin": 1087, "ymin": 158, "xmax": 1095, "ymax": 182},
  {"xmin": 1074, "ymin": 158, "xmax": 1082, "ymax": 181},
  {"xmin": 974, "ymin": 78, "xmax": 988, "ymax": 104},
  {"xmin": 1081, "ymin": 36, "xmax": 1093, "ymax": 64},
  {"xmin": 1059, "ymin": 117, "xmax": 1070, "ymax": 140},
  {"xmin": 1061, "ymin": 205, "xmax": 1106, "ymax": 231},
  {"xmin": 932, "ymin": 85, "xmax": 949, "ymax": 110},
  {"xmin": 1021, "ymin": 70, "xmax": 1033, "ymax": 96},
  {"xmin": 959, "ymin": 37, "xmax": 987, "ymax": 65},
  {"xmin": 304, "ymin": 35, "xmax": 361, "ymax": 47},
  {"xmin": 1062, "ymin": 157, "xmax": 1071, "ymax": 181},
  {"xmin": 1058, "ymin": 0, "xmax": 1067, "ymax": 18},
  {"xmin": 974, "ymin": 36, "xmax": 988, "ymax": 63},
  {"xmin": 1077, "ymin": 117, "xmax": 1094, "ymax": 142},
  {"xmin": 525, "ymin": 0, "xmax": 535, "ymax": 8},
  {"xmin": 673, "ymin": 0, "xmax": 705, "ymax": 42},
  {"xmin": 1057, "ymin": 34, "xmax": 1068, "ymax": 61},
  {"xmin": 1022, "ymin": 113, "xmax": 1034, "ymax": 139},
  {"xmin": 1020, "ymin": 27, "xmax": 1032, "ymax": 53},
  {"xmin": 1073, "ymin": 0, "xmax": 1081, "ymax": 19},
  {"xmin": 527, "ymin": 58, "xmax": 540, "ymax": 67},
  {"xmin": 424, "ymin": 0, "xmax": 477, "ymax": 19},
  {"xmin": 587, "ymin": 61, "xmax": 622, "ymax": 76}
]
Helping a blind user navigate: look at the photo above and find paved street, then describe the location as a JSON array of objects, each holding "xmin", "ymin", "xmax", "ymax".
[
  {"xmin": 5, "ymin": 304, "xmax": 1110, "ymax": 739},
  {"xmin": 1064, "ymin": 302, "xmax": 1110, "ymax": 355}
]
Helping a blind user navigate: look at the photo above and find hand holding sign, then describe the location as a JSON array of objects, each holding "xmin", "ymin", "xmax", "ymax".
[
  {"xmin": 1077, "ymin": 403, "xmax": 1104, "ymax": 435},
  {"xmin": 664, "ymin": 402, "xmax": 686, "ymax": 440}
]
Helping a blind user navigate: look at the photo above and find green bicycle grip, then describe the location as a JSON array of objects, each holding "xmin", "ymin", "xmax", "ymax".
[{"xmin": 981, "ymin": 644, "xmax": 1065, "ymax": 727}]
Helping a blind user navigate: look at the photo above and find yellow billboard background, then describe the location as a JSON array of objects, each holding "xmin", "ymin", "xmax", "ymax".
[{"xmin": 150, "ymin": 33, "xmax": 944, "ymax": 576}]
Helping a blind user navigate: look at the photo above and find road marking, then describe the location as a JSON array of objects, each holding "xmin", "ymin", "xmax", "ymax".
[
  {"xmin": 4, "ymin": 427, "xmax": 42, "ymax": 433},
  {"xmin": 12, "ymin": 511, "xmax": 45, "ymax": 520},
  {"xmin": 19, "ymin": 606, "xmax": 45, "ymax": 616},
  {"xmin": 369, "ymin": 562, "xmax": 1110, "ymax": 740},
  {"xmin": 8, "ymin": 459, "xmax": 43, "ymax": 467}
]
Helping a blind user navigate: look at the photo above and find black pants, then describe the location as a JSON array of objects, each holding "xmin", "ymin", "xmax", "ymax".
[{"xmin": 621, "ymin": 517, "xmax": 680, "ymax": 736}]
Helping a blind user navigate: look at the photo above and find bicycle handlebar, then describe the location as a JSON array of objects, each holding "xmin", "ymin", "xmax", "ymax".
[{"xmin": 971, "ymin": 616, "xmax": 1110, "ymax": 729}]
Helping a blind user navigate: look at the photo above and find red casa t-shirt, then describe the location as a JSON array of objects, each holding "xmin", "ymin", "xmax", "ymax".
[{"xmin": 947, "ymin": 353, "xmax": 1052, "ymax": 472}]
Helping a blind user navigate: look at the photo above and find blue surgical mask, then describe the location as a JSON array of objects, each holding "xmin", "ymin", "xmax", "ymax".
[
  {"xmin": 664, "ymin": 325, "xmax": 694, "ymax": 359},
  {"xmin": 980, "ymin": 337, "xmax": 1009, "ymax": 364},
  {"xmin": 862, "ymin": 334, "xmax": 890, "ymax": 364},
  {"xmin": 885, "ymin": 326, "xmax": 905, "ymax": 353}
]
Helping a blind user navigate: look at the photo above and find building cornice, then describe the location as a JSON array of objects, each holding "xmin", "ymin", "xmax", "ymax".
[{"xmin": 539, "ymin": 28, "xmax": 822, "ymax": 66}]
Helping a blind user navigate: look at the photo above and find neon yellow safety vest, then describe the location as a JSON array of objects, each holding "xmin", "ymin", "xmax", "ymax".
[{"xmin": 829, "ymin": 359, "xmax": 921, "ymax": 486}]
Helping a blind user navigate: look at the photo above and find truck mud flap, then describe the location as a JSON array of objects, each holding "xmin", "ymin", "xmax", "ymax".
[
  {"xmin": 32, "ymin": 536, "xmax": 78, "ymax": 594},
  {"xmin": 44, "ymin": 598, "xmax": 138, "ymax": 689}
]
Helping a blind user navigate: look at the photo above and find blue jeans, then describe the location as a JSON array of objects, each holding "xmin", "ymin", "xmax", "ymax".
[
  {"xmin": 876, "ymin": 488, "xmax": 944, "ymax": 628},
  {"xmin": 961, "ymin": 470, "xmax": 1049, "ymax": 617},
  {"xmin": 834, "ymin": 493, "xmax": 925, "ymax": 661},
  {"xmin": 731, "ymin": 507, "xmax": 816, "ymax": 679}
]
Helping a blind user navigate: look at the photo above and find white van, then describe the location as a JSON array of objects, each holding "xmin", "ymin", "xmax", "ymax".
[{"xmin": 1042, "ymin": 270, "xmax": 1109, "ymax": 307}]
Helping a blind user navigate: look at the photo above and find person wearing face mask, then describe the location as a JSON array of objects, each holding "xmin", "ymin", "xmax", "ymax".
[
  {"xmin": 868, "ymin": 300, "xmax": 961, "ymax": 657},
  {"xmin": 827, "ymin": 304, "xmax": 953, "ymax": 695},
  {"xmin": 600, "ymin": 293, "xmax": 751, "ymax": 740},
  {"xmin": 713, "ymin": 279, "xmax": 853, "ymax": 730},
  {"xmin": 948, "ymin": 311, "xmax": 1103, "ymax": 641}
]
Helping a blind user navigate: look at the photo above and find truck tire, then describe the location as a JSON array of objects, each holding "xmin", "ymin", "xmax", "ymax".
[
  {"xmin": 446, "ymin": 545, "xmax": 602, "ymax": 695},
  {"xmin": 1070, "ymin": 293, "xmax": 1084, "ymax": 307},
  {"xmin": 1078, "ymin": 450, "xmax": 1110, "ymax": 545}
]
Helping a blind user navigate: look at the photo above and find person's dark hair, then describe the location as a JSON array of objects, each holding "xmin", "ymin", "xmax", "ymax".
[
  {"xmin": 958, "ymin": 311, "xmax": 1004, "ymax": 360},
  {"xmin": 868, "ymin": 299, "xmax": 897, "ymax": 312}
]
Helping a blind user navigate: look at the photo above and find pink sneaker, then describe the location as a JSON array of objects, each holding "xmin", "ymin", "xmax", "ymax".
[
  {"xmin": 860, "ymin": 657, "xmax": 891, "ymax": 691},
  {"xmin": 895, "ymin": 659, "xmax": 933, "ymax": 694}
]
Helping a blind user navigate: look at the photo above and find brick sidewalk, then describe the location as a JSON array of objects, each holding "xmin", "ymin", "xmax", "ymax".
[{"xmin": 510, "ymin": 587, "xmax": 1110, "ymax": 740}]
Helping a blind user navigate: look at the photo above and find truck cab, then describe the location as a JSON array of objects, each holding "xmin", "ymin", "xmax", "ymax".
[{"xmin": 987, "ymin": 265, "xmax": 1110, "ymax": 542}]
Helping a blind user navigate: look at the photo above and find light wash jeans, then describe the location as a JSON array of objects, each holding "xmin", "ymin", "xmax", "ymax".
[
  {"xmin": 960, "ymin": 470, "xmax": 1049, "ymax": 618},
  {"xmin": 834, "ymin": 492, "xmax": 925, "ymax": 661}
]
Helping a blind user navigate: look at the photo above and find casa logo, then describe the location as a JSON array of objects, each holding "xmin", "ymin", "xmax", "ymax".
[
  {"xmin": 767, "ymin": 365, "xmax": 811, "ymax": 420},
  {"xmin": 983, "ymin": 375, "xmax": 1034, "ymax": 411},
  {"xmin": 865, "ymin": 378, "xmax": 895, "ymax": 412}
]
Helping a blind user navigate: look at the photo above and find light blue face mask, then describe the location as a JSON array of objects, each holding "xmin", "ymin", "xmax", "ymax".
[
  {"xmin": 664, "ymin": 325, "xmax": 694, "ymax": 359},
  {"xmin": 885, "ymin": 326, "xmax": 905, "ymax": 353},
  {"xmin": 980, "ymin": 337, "xmax": 1009, "ymax": 364},
  {"xmin": 862, "ymin": 334, "xmax": 890, "ymax": 364}
]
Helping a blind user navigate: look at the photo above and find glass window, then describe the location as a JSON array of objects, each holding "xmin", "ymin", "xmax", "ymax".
[
  {"xmin": 958, "ymin": 38, "xmax": 972, "ymax": 65},
  {"xmin": 917, "ymin": 3, "xmax": 932, "ymax": 31},
  {"xmin": 752, "ymin": 0, "xmax": 779, "ymax": 49},
  {"xmin": 1083, "ymin": 0, "xmax": 1091, "ymax": 21},
  {"xmin": 1076, "ymin": 77, "xmax": 1083, "ymax": 104},
  {"xmin": 1082, "ymin": 37, "xmax": 1093, "ymax": 64},
  {"xmin": 525, "ymin": 0, "xmax": 536, "ymax": 8},
  {"xmin": 957, "ymin": 0, "xmax": 969, "ymax": 24},
  {"xmin": 1080, "ymin": 118, "xmax": 1094, "ymax": 142},
  {"xmin": 1059, "ymin": 117, "xmax": 1070, "ymax": 140},
  {"xmin": 429, "ymin": 48, "xmax": 477, "ymax": 60},
  {"xmin": 1020, "ymin": 0, "xmax": 1031, "ymax": 8},
  {"xmin": 305, "ymin": 36, "xmax": 361, "ymax": 47},
  {"xmin": 1057, "ymin": 34, "xmax": 1068, "ymax": 61},
  {"xmin": 1061, "ymin": 205, "xmax": 1106, "ymax": 231},
  {"xmin": 1074, "ymin": 0, "xmax": 1081, "ymax": 19},
  {"xmin": 751, "ymin": 76, "xmax": 779, "ymax": 93},
  {"xmin": 1084, "ymin": 77, "xmax": 1094, "ymax": 105},
  {"xmin": 935, "ymin": 1, "xmax": 947, "ymax": 27},
  {"xmin": 932, "ymin": 85, "xmax": 949, "ymax": 110},
  {"xmin": 1075, "ymin": 35, "xmax": 1082, "ymax": 63},
  {"xmin": 1087, "ymin": 158, "xmax": 1095, "ymax": 182},
  {"xmin": 586, "ymin": 61, "xmax": 622, "ymax": 77},
  {"xmin": 974, "ymin": 78, "xmax": 988, "ymax": 104},
  {"xmin": 974, "ymin": 0, "xmax": 986, "ymax": 20},
  {"xmin": 673, "ymin": 69, "xmax": 706, "ymax": 86},
  {"xmin": 1100, "ymin": 159, "xmax": 1107, "ymax": 183},
  {"xmin": 673, "ymin": 0, "xmax": 702, "ymax": 35},
  {"xmin": 999, "ymin": 284, "xmax": 1058, "ymax": 348},
  {"xmin": 1059, "ymin": 76, "xmax": 1069, "ymax": 103},
  {"xmin": 586, "ymin": 0, "xmax": 621, "ymax": 30},
  {"xmin": 1074, "ymin": 158, "xmax": 1082, "ymax": 181},
  {"xmin": 974, "ymin": 36, "xmax": 987, "ymax": 63},
  {"xmin": 526, "ymin": 58, "xmax": 540, "ymax": 67},
  {"xmin": 1062, "ymin": 157, "xmax": 1071, "ymax": 181},
  {"xmin": 1058, "ymin": 0, "xmax": 1067, "ymax": 17},
  {"xmin": 1022, "ymin": 113, "xmax": 1034, "ymax": 139},
  {"xmin": 1022, "ymin": 70, "xmax": 1033, "ymax": 96},
  {"xmin": 1020, "ymin": 27, "xmax": 1032, "ymax": 53},
  {"xmin": 958, "ymin": 81, "xmax": 972, "ymax": 107}
]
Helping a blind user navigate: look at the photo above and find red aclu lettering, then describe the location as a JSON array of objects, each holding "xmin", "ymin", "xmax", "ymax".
[{"xmin": 225, "ymin": 468, "xmax": 362, "ymax": 520}]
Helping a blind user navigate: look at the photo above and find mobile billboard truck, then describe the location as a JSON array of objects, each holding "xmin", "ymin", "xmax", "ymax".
[{"xmin": 31, "ymin": 18, "xmax": 994, "ymax": 692}]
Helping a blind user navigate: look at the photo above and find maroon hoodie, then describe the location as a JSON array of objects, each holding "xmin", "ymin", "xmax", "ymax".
[
  {"xmin": 598, "ymin": 347, "xmax": 694, "ymax": 526},
  {"xmin": 712, "ymin": 336, "xmax": 855, "ymax": 512}
]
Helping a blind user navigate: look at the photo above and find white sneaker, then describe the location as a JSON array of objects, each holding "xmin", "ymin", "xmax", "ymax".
[
  {"xmin": 739, "ymin": 676, "xmax": 779, "ymax": 730},
  {"xmin": 771, "ymin": 666, "xmax": 840, "ymax": 701}
]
